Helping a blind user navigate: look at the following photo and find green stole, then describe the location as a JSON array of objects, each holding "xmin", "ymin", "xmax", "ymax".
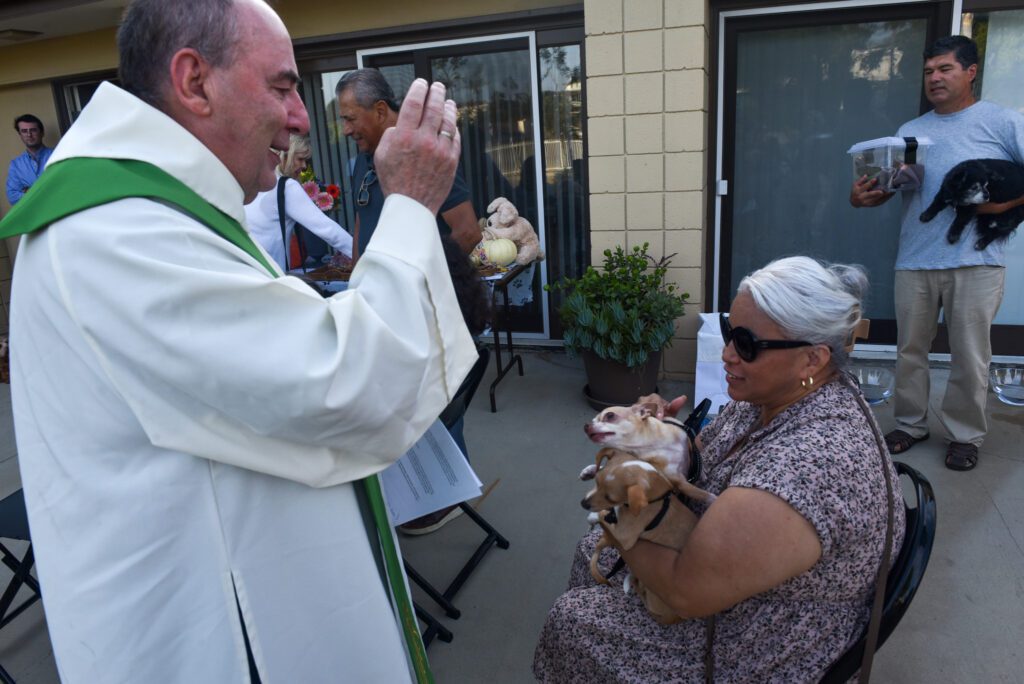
[{"xmin": 0, "ymin": 157, "xmax": 433, "ymax": 684}]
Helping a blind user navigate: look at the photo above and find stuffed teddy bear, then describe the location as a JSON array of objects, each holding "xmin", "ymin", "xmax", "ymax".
[{"xmin": 481, "ymin": 197, "xmax": 544, "ymax": 266}]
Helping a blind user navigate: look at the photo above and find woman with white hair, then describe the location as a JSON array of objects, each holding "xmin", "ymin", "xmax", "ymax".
[
  {"xmin": 244, "ymin": 134, "xmax": 353, "ymax": 270},
  {"xmin": 534, "ymin": 256, "xmax": 906, "ymax": 683}
]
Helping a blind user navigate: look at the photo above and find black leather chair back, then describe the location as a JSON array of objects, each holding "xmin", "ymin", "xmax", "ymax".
[{"xmin": 819, "ymin": 462, "xmax": 937, "ymax": 683}]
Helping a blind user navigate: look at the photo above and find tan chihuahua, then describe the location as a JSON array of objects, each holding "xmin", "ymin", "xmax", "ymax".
[
  {"xmin": 581, "ymin": 448, "xmax": 699, "ymax": 624},
  {"xmin": 581, "ymin": 405, "xmax": 714, "ymax": 504}
]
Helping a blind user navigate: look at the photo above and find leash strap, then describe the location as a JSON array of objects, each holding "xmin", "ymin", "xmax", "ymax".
[
  {"xmin": 275, "ymin": 176, "xmax": 309, "ymax": 274},
  {"xmin": 704, "ymin": 614, "xmax": 716, "ymax": 683},
  {"xmin": 678, "ymin": 397, "xmax": 712, "ymax": 483},
  {"xmin": 850, "ymin": 374, "xmax": 895, "ymax": 684},
  {"xmin": 603, "ymin": 557, "xmax": 626, "ymax": 582},
  {"xmin": 276, "ymin": 176, "xmax": 291, "ymax": 271},
  {"xmin": 601, "ymin": 489, "xmax": 682, "ymax": 582},
  {"xmin": 0, "ymin": 157, "xmax": 434, "ymax": 684}
]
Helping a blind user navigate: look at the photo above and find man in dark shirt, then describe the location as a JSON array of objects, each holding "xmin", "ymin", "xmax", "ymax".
[
  {"xmin": 337, "ymin": 68, "xmax": 481, "ymax": 258},
  {"xmin": 337, "ymin": 68, "xmax": 484, "ymax": 535}
]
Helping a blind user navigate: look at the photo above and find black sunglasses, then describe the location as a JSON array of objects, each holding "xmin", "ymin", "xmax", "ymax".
[
  {"xmin": 356, "ymin": 169, "xmax": 377, "ymax": 207},
  {"xmin": 719, "ymin": 312, "xmax": 812, "ymax": 363}
]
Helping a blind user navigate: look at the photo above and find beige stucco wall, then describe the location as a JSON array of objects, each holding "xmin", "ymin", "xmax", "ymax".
[{"xmin": 584, "ymin": 0, "xmax": 710, "ymax": 381}]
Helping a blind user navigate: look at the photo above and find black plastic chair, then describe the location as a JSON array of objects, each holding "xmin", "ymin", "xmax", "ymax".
[
  {"xmin": 1, "ymin": 489, "xmax": 41, "ymax": 684},
  {"xmin": 819, "ymin": 461, "xmax": 937, "ymax": 683},
  {"xmin": 405, "ymin": 345, "xmax": 511, "ymax": 646}
]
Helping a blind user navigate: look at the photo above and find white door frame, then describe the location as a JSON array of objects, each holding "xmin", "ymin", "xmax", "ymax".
[{"xmin": 359, "ymin": 32, "xmax": 551, "ymax": 340}]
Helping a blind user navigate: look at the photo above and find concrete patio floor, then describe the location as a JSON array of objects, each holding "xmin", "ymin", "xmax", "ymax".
[{"xmin": 1, "ymin": 348, "xmax": 1022, "ymax": 682}]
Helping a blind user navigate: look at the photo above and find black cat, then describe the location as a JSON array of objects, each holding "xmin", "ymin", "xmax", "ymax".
[{"xmin": 919, "ymin": 158, "xmax": 1024, "ymax": 250}]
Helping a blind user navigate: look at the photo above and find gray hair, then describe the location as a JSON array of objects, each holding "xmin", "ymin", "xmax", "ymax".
[
  {"xmin": 738, "ymin": 256, "xmax": 868, "ymax": 369},
  {"xmin": 335, "ymin": 68, "xmax": 399, "ymax": 112},
  {"xmin": 117, "ymin": 0, "xmax": 240, "ymax": 109}
]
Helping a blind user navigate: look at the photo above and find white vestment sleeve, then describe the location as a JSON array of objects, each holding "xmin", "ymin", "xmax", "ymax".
[
  {"xmin": 46, "ymin": 193, "xmax": 478, "ymax": 487},
  {"xmin": 283, "ymin": 178, "xmax": 353, "ymax": 256}
]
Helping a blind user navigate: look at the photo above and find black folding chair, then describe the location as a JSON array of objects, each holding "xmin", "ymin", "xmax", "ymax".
[
  {"xmin": 1, "ymin": 489, "xmax": 41, "ymax": 684},
  {"xmin": 819, "ymin": 462, "xmax": 937, "ymax": 683},
  {"xmin": 406, "ymin": 346, "xmax": 510, "ymax": 646}
]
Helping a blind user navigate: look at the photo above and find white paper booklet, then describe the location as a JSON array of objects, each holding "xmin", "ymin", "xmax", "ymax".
[{"xmin": 379, "ymin": 420, "xmax": 483, "ymax": 526}]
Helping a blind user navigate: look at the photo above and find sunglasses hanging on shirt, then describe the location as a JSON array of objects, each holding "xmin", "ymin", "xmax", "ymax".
[{"xmin": 357, "ymin": 169, "xmax": 377, "ymax": 207}]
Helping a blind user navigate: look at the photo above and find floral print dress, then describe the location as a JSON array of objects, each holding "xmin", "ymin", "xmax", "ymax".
[{"xmin": 533, "ymin": 373, "xmax": 905, "ymax": 683}]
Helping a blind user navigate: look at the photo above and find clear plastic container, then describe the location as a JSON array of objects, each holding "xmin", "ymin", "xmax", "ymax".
[{"xmin": 848, "ymin": 136, "xmax": 932, "ymax": 192}]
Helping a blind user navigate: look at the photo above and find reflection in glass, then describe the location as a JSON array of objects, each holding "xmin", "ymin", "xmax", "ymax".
[
  {"xmin": 730, "ymin": 20, "xmax": 927, "ymax": 319},
  {"xmin": 537, "ymin": 45, "xmax": 588, "ymax": 338},
  {"xmin": 429, "ymin": 49, "xmax": 542, "ymax": 331},
  {"xmin": 314, "ymin": 70, "xmax": 358, "ymax": 234},
  {"xmin": 428, "ymin": 51, "xmax": 529, "ymax": 218},
  {"xmin": 308, "ymin": 40, "xmax": 587, "ymax": 338},
  {"xmin": 963, "ymin": 11, "xmax": 1024, "ymax": 326}
]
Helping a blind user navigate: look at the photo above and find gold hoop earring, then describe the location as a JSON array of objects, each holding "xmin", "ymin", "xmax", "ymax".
[{"xmin": 801, "ymin": 376, "xmax": 814, "ymax": 389}]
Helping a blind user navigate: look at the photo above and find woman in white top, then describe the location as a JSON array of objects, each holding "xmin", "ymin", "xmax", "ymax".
[{"xmin": 244, "ymin": 134, "xmax": 353, "ymax": 270}]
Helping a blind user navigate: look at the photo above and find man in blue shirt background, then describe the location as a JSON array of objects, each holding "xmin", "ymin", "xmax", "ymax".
[
  {"xmin": 7, "ymin": 114, "xmax": 53, "ymax": 205},
  {"xmin": 850, "ymin": 36, "xmax": 1024, "ymax": 472}
]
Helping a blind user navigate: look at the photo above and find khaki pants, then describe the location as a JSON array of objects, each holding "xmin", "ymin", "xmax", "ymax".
[{"xmin": 893, "ymin": 267, "xmax": 1005, "ymax": 446}]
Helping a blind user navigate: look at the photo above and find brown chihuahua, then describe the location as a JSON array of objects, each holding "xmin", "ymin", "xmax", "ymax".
[{"xmin": 581, "ymin": 448, "xmax": 699, "ymax": 624}]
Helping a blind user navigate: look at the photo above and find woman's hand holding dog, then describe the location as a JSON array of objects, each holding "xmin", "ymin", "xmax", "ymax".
[
  {"xmin": 635, "ymin": 393, "xmax": 705, "ymax": 451},
  {"xmin": 635, "ymin": 393, "xmax": 688, "ymax": 420}
]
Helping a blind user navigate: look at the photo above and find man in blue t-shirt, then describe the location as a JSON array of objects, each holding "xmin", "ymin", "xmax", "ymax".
[
  {"xmin": 336, "ymin": 69, "xmax": 481, "ymax": 258},
  {"xmin": 850, "ymin": 35, "xmax": 1024, "ymax": 472},
  {"xmin": 7, "ymin": 114, "xmax": 54, "ymax": 205}
]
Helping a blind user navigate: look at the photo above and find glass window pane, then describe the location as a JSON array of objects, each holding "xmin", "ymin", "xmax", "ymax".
[
  {"xmin": 730, "ymin": 20, "xmax": 928, "ymax": 319},
  {"xmin": 538, "ymin": 45, "xmax": 588, "ymax": 338},
  {"xmin": 428, "ymin": 47, "xmax": 546, "ymax": 333},
  {"xmin": 964, "ymin": 10, "xmax": 1024, "ymax": 326}
]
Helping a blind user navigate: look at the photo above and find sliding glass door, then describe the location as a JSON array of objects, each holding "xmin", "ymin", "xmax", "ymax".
[
  {"xmin": 363, "ymin": 35, "xmax": 548, "ymax": 336},
  {"xmin": 717, "ymin": 3, "xmax": 946, "ymax": 346}
]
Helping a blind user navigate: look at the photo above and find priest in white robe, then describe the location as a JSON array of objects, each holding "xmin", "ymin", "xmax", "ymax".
[{"xmin": 4, "ymin": 0, "xmax": 477, "ymax": 682}]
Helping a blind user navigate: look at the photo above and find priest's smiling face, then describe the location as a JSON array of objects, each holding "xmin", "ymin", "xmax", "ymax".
[{"xmin": 204, "ymin": 0, "xmax": 309, "ymax": 203}]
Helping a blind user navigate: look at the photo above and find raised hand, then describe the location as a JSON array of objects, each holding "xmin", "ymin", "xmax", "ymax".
[{"xmin": 374, "ymin": 79, "xmax": 461, "ymax": 215}]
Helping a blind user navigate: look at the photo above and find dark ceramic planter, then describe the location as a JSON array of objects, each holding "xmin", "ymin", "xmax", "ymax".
[{"xmin": 581, "ymin": 350, "xmax": 661, "ymax": 410}]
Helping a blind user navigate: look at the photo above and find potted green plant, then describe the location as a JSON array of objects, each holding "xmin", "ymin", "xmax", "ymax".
[{"xmin": 547, "ymin": 243, "xmax": 689, "ymax": 408}]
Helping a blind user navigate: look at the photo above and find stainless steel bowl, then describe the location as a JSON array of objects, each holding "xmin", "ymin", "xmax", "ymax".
[{"xmin": 852, "ymin": 366, "xmax": 895, "ymax": 405}]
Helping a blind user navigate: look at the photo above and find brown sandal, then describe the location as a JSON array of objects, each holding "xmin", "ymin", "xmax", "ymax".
[
  {"xmin": 884, "ymin": 429, "xmax": 929, "ymax": 454},
  {"xmin": 945, "ymin": 442, "xmax": 979, "ymax": 471}
]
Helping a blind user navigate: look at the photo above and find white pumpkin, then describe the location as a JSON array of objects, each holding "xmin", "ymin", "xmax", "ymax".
[{"xmin": 480, "ymin": 238, "xmax": 518, "ymax": 267}]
